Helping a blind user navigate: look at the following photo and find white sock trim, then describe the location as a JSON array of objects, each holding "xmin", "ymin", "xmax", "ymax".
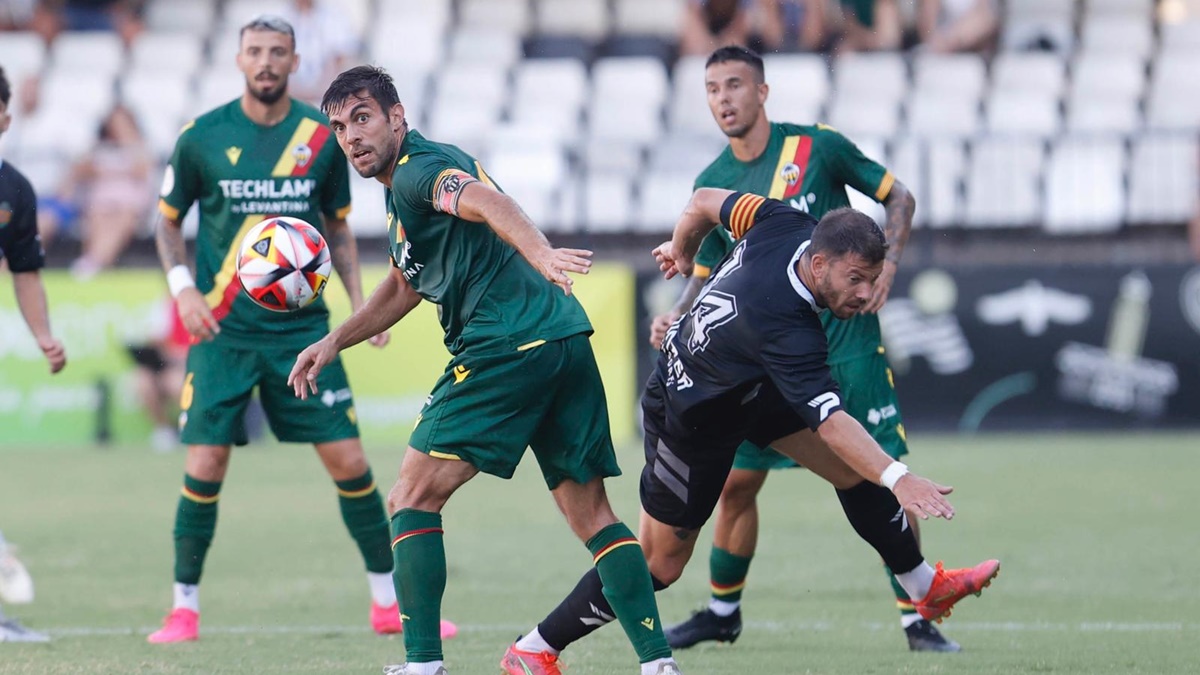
[
  {"xmin": 641, "ymin": 658, "xmax": 678, "ymax": 675},
  {"xmin": 409, "ymin": 661, "xmax": 444, "ymax": 675},
  {"xmin": 708, "ymin": 598, "xmax": 739, "ymax": 617},
  {"xmin": 900, "ymin": 612, "xmax": 923, "ymax": 629},
  {"xmin": 173, "ymin": 582, "xmax": 199, "ymax": 612},
  {"xmin": 367, "ymin": 571, "xmax": 397, "ymax": 606},
  {"xmin": 895, "ymin": 561, "xmax": 935, "ymax": 602},
  {"xmin": 515, "ymin": 627, "xmax": 559, "ymax": 655}
]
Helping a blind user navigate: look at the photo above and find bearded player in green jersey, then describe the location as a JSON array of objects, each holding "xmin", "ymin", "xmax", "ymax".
[
  {"xmin": 652, "ymin": 46, "xmax": 959, "ymax": 653},
  {"xmin": 288, "ymin": 65, "xmax": 679, "ymax": 675},
  {"xmin": 149, "ymin": 17, "xmax": 460, "ymax": 644}
]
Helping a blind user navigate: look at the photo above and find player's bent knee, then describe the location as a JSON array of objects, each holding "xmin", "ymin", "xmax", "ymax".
[{"xmin": 184, "ymin": 445, "xmax": 231, "ymax": 481}]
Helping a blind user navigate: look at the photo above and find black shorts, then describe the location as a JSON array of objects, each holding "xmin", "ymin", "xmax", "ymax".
[{"xmin": 638, "ymin": 377, "xmax": 811, "ymax": 530}]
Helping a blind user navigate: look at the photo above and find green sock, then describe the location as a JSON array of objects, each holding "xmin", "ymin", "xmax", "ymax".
[
  {"xmin": 886, "ymin": 564, "xmax": 919, "ymax": 619},
  {"xmin": 390, "ymin": 509, "xmax": 446, "ymax": 662},
  {"xmin": 173, "ymin": 474, "xmax": 221, "ymax": 584},
  {"xmin": 335, "ymin": 470, "xmax": 392, "ymax": 574},
  {"xmin": 709, "ymin": 546, "xmax": 753, "ymax": 605},
  {"xmin": 587, "ymin": 523, "xmax": 671, "ymax": 663}
]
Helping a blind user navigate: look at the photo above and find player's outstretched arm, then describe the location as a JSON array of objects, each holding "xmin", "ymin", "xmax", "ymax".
[
  {"xmin": 12, "ymin": 271, "xmax": 66, "ymax": 374},
  {"xmin": 289, "ymin": 266, "xmax": 421, "ymax": 399},
  {"xmin": 863, "ymin": 179, "xmax": 915, "ymax": 314},
  {"xmin": 817, "ymin": 410, "xmax": 954, "ymax": 520},
  {"xmin": 155, "ymin": 213, "xmax": 219, "ymax": 341},
  {"xmin": 324, "ymin": 216, "xmax": 389, "ymax": 347},
  {"xmin": 454, "ymin": 181, "xmax": 591, "ymax": 296},
  {"xmin": 654, "ymin": 188, "xmax": 736, "ymax": 279}
]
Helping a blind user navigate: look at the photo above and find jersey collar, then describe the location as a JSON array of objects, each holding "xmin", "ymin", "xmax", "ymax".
[{"xmin": 787, "ymin": 241, "xmax": 821, "ymax": 312}]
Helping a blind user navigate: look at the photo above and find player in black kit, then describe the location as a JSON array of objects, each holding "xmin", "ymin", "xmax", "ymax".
[{"xmin": 507, "ymin": 190, "xmax": 998, "ymax": 665}]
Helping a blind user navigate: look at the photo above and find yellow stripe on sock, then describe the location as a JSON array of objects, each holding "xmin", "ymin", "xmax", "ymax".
[
  {"xmin": 592, "ymin": 538, "xmax": 639, "ymax": 564},
  {"xmin": 337, "ymin": 482, "xmax": 377, "ymax": 498},
  {"xmin": 896, "ymin": 600, "xmax": 916, "ymax": 610},
  {"xmin": 181, "ymin": 487, "xmax": 219, "ymax": 504},
  {"xmin": 711, "ymin": 581, "xmax": 746, "ymax": 596}
]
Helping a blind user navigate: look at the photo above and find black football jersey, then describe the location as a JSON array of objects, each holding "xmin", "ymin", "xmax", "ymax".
[
  {"xmin": 0, "ymin": 160, "xmax": 45, "ymax": 273},
  {"xmin": 653, "ymin": 192, "xmax": 845, "ymax": 447}
]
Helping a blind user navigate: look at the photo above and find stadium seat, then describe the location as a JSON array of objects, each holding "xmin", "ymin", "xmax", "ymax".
[
  {"xmin": 193, "ymin": 68, "xmax": 246, "ymax": 116},
  {"xmin": 427, "ymin": 103, "xmax": 499, "ymax": 158},
  {"xmin": 348, "ymin": 174, "xmax": 389, "ymax": 237},
  {"xmin": 370, "ymin": 16, "xmax": 446, "ymax": 73},
  {"xmin": 221, "ymin": 0, "xmax": 292, "ymax": 29},
  {"xmin": 448, "ymin": 28, "xmax": 522, "ymax": 68},
  {"xmin": 50, "ymin": 32, "xmax": 125, "ymax": 77},
  {"xmin": 991, "ymin": 53, "xmax": 1066, "ymax": 97},
  {"xmin": 121, "ymin": 72, "xmax": 191, "ymax": 157},
  {"xmin": 590, "ymin": 57, "xmax": 668, "ymax": 143},
  {"xmin": 1065, "ymin": 98, "xmax": 1140, "ymax": 134},
  {"xmin": 598, "ymin": 35, "xmax": 676, "ymax": 62},
  {"xmin": 1070, "ymin": 54, "xmax": 1144, "ymax": 101},
  {"xmin": 763, "ymin": 54, "xmax": 829, "ymax": 122},
  {"xmin": 486, "ymin": 147, "xmax": 568, "ymax": 189},
  {"xmin": 613, "ymin": 0, "xmax": 684, "ymax": 38},
  {"xmin": 1084, "ymin": 0, "xmax": 1153, "ymax": 17},
  {"xmin": 832, "ymin": 53, "xmax": 907, "ymax": 104},
  {"xmin": 1002, "ymin": 0, "xmax": 1075, "ymax": 53},
  {"xmin": 129, "ymin": 33, "xmax": 204, "ymax": 77},
  {"xmin": 645, "ymin": 133, "xmax": 726, "ymax": 176},
  {"xmin": 907, "ymin": 96, "xmax": 981, "ymax": 139},
  {"xmin": 17, "ymin": 107, "xmax": 100, "ymax": 159},
  {"xmin": 1079, "ymin": 16, "xmax": 1154, "ymax": 58},
  {"xmin": 927, "ymin": 140, "xmax": 969, "ymax": 228},
  {"xmin": 514, "ymin": 58, "xmax": 589, "ymax": 108},
  {"xmin": 668, "ymin": 56, "xmax": 716, "ymax": 136},
  {"xmin": 581, "ymin": 138, "xmax": 643, "ymax": 175},
  {"xmin": 583, "ymin": 173, "xmax": 634, "ymax": 233},
  {"xmin": 523, "ymin": 35, "xmax": 594, "ymax": 61},
  {"xmin": 828, "ymin": 94, "xmax": 899, "ymax": 140},
  {"xmin": 1159, "ymin": 20, "xmax": 1200, "ymax": 53},
  {"xmin": 634, "ymin": 172, "xmax": 695, "ymax": 233},
  {"xmin": 4, "ymin": 154, "xmax": 69, "ymax": 196},
  {"xmin": 985, "ymin": 91, "xmax": 1060, "ymax": 137},
  {"xmin": 965, "ymin": 137, "xmax": 1045, "ymax": 228},
  {"xmin": 507, "ymin": 103, "xmax": 581, "ymax": 145},
  {"xmin": 433, "ymin": 63, "xmax": 509, "ymax": 121},
  {"xmin": 459, "ymin": 0, "xmax": 532, "ymax": 36},
  {"xmin": 1044, "ymin": 137, "xmax": 1125, "ymax": 234},
  {"xmin": 377, "ymin": 0, "xmax": 452, "ymax": 29},
  {"xmin": 39, "ymin": 70, "xmax": 115, "ymax": 121},
  {"xmin": 0, "ymin": 32, "xmax": 46, "ymax": 80},
  {"xmin": 489, "ymin": 121, "xmax": 568, "ymax": 154},
  {"xmin": 144, "ymin": 0, "xmax": 216, "ymax": 35},
  {"xmin": 1127, "ymin": 134, "xmax": 1199, "ymax": 225},
  {"xmin": 536, "ymin": 0, "xmax": 610, "ymax": 40},
  {"xmin": 551, "ymin": 178, "xmax": 580, "ymax": 233},
  {"xmin": 912, "ymin": 54, "xmax": 987, "ymax": 101},
  {"xmin": 1145, "ymin": 53, "xmax": 1200, "ymax": 131},
  {"xmin": 504, "ymin": 183, "xmax": 558, "ymax": 227}
]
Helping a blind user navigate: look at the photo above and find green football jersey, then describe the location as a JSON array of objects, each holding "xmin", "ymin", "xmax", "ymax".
[
  {"xmin": 159, "ymin": 98, "xmax": 351, "ymax": 346},
  {"xmin": 385, "ymin": 130, "xmax": 593, "ymax": 355},
  {"xmin": 692, "ymin": 121, "xmax": 894, "ymax": 362}
]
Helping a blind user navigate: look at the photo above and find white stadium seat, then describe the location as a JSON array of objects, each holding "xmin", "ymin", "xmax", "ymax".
[
  {"xmin": 907, "ymin": 96, "xmax": 981, "ymax": 139},
  {"xmin": 1127, "ymin": 134, "xmax": 1199, "ymax": 224},
  {"xmin": 912, "ymin": 54, "xmax": 987, "ymax": 101},
  {"xmin": 51, "ymin": 32, "xmax": 124, "ymax": 76},
  {"xmin": 536, "ymin": 0, "xmax": 609, "ymax": 39},
  {"xmin": 991, "ymin": 53, "xmax": 1066, "ymax": 97},
  {"xmin": 832, "ymin": 53, "xmax": 907, "ymax": 104},
  {"xmin": 121, "ymin": 72, "xmax": 192, "ymax": 157},
  {"xmin": 828, "ymin": 94, "xmax": 899, "ymax": 140},
  {"xmin": 614, "ymin": 0, "xmax": 684, "ymax": 37},
  {"xmin": 985, "ymin": 91, "xmax": 1060, "ymax": 137},
  {"xmin": 513, "ymin": 59, "xmax": 589, "ymax": 110},
  {"xmin": 584, "ymin": 173, "xmax": 635, "ymax": 233},
  {"xmin": 193, "ymin": 68, "xmax": 244, "ymax": 116},
  {"xmin": 448, "ymin": 28, "xmax": 522, "ymax": 68},
  {"xmin": 433, "ymin": 63, "xmax": 509, "ymax": 114},
  {"xmin": 1159, "ymin": 20, "xmax": 1200, "ymax": 54},
  {"xmin": 370, "ymin": 16, "xmax": 445, "ymax": 73},
  {"xmin": 927, "ymin": 140, "xmax": 969, "ymax": 228},
  {"xmin": 1043, "ymin": 137, "xmax": 1126, "ymax": 234},
  {"xmin": 348, "ymin": 174, "xmax": 389, "ymax": 237},
  {"xmin": 593, "ymin": 57, "xmax": 668, "ymax": 108},
  {"xmin": 0, "ymin": 32, "xmax": 46, "ymax": 79},
  {"xmin": 221, "ymin": 0, "xmax": 291, "ymax": 29},
  {"xmin": 634, "ymin": 172, "xmax": 695, "ymax": 232},
  {"xmin": 144, "ymin": 0, "xmax": 216, "ymax": 35},
  {"xmin": 1065, "ymin": 98, "xmax": 1140, "ymax": 134},
  {"xmin": 965, "ymin": 137, "xmax": 1045, "ymax": 228},
  {"xmin": 459, "ymin": 0, "xmax": 532, "ymax": 35},
  {"xmin": 39, "ymin": 71, "xmax": 115, "ymax": 121},
  {"xmin": 129, "ymin": 33, "xmax": 205, "ymax": 77},
  {"xmin": 1084, "ymin": 0, "xmax": 1154, "ymax": 17},
  {"xmin": 764, "ymin": 54, "xmax": 828, "ymax": 123},
  {"xmin": 581, "ymin": 139, "xmax": 643, "ymax": 175},
  {"xmin": 1079, "ymin": 16, "xmax": 1154, "ymax": 58}
]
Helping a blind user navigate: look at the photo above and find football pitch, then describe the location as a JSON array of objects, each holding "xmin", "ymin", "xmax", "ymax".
[{"xmin": 1, "ymin": 433, "xmax": 1197, "ymax": 674}]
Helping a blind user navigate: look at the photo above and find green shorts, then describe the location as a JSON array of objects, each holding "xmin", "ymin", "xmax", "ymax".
[
  {"xmin": 179, "ymin": 337, "xmax": 358, "ymax": 446},
  {"xmin": 408, "ymin": 333, "xmax": 621, "ymax": 490},
  {"xmin": 732, "ymin": 349, "xmax": 909, "ymax": 471}
]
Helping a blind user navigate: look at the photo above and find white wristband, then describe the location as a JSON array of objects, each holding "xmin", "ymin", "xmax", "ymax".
[
  {"xmin": 879, "ymin": 461, "xmax": 909, "ymax": 491},
  {"xmin": 167, "ymin": 265, "xmax": 195, "ymax": 298}
]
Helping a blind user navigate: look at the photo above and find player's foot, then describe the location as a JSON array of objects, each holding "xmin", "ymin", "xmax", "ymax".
[
  {"xmin": 0, "ymin": 615, "xmax": 50, "ymax": 642},
  {"xmin": 382, "ymin": 663, "xmax": 448, "ymax": 675},
  {"xmin": 501, "ymin": 642, "xmax": 563, "ymax": 675},
  {"xmin": 147, "ymin": 608, "xmax": 199, "ymax": 643},
  {"xmin": 664, "ymin": 607, "xmax": 742, "ymax": 649},
  {"xmin": 371, "ymin": 602, "xmax": 403, "ymax": 634},
  {"xmin": 914, "ymin": 559, "xmax": 1000, "ymax": 623},
  {"xmin": 0, "ymin": 546, "xmax": 35, "ymax": 604},
  {"xmin": 905, "ymin": 618, "xmax": 961, "ymax": 652}
]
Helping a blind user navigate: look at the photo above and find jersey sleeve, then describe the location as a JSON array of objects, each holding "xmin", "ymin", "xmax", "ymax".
[
  {"xmin": 694, "ymin": 228, "xmax": 734, "ymax": 277},
  {"xmin": 321, "ymin": 140, "xmax": 353, "ymax": 220},
  {"xmin": 819, "ymin": 126, "xmax": 895, "ymax": 202},
  {"xmin": 718, "ymin": 191, "xmax": 799, "ymax": 239},
  {"xmin": 757, "ymin": 310, "xmax": 844, "ymax": 430},
  {"xmin": 157, "ymin": 122, "xmax": 203, "ymax": 222},
  {"xmin": 1, "ymin": 176, "xmax": 45, "ymax": 273},
  {"xmin": 393, "ymin": 152, "xmax": 481, "ymax": 217}
]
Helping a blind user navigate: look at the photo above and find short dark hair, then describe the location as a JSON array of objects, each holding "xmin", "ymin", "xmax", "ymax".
[
  {"xmin": 240, "ymin": 14, "xmax": 295, "ymax": 48},
  {"xmin": 0, "ymin": 66, "xmax": 10, "ymax": 107},
  {"xmin": 705, "ymin": 45, "xmax": 765, "ymax": 83},
  {"xmin": 811, "ymin": 208, "xmax": 888, "ymax": 266},
  {"xmin": 322, "ymin": 65, "xmax": 400, "ymax": 117}
]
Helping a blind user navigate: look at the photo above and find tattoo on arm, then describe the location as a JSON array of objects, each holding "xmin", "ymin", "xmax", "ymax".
[
  {"xmin": 882, "ymin": 181, "xmax": 915, "ymax": 265},
  {"xmin": 155, "ymin": 213, "xmax": 189, "ymax": 274},
  {"xmin": 325, "ymin": 219, "xmax": 364, "ymax": 306}
]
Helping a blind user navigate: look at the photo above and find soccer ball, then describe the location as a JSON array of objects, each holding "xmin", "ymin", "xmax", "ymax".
[{"xmin": 236, "ymin": 216, "xmax": 332, "ymax": 312}]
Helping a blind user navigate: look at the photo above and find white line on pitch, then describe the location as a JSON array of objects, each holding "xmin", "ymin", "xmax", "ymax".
[{"xmin": 45, "ymin": 621, "xmax": 1200, "ymax": 638}]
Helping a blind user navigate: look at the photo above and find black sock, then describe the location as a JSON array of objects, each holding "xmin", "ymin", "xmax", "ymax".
[
  {"xmin": 835, "ymin": 480, "xmax": 924, "ymax": 574},
  {"xmin": 537, "ymin": 568, "xmax": 669, "ymax": 651}
]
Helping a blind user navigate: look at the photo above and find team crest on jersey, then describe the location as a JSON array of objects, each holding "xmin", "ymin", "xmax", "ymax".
[
  {"xmin": 225, "ymin": 146, "xmax": 242, "ymax": 166},
  {"xmin": 292, "ymin": 143, "xmax": 313, "ymax": 168},
  {"xmin": 780, "ymin": 162, "xmax": 801, "ymax": 186},
  {"xmin": 0, "ymin": 201, "xmax": 12, "ymax": 228}
]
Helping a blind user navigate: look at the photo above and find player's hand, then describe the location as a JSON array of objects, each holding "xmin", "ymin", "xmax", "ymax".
[
  {"xmin": 176, "ymin": 287, "xmax": 220, "ymax": 341},
  {"xmin": 861, "ymin": 260, "xmax": 897, "ymax": 314},
  {"xmin": 652, "ymin": 241, "xmax": 693, "ymax": 280},
  {"xmin": 649, "ymin": 310, "xmax": 681, "ymax": 350},
  {"xmin": 288, "ymin": 337, "xmax": 338, "ymax": 399},
  {"xmin": 531, "ymin": 247, "xmax": 592, "ymax": 296},
  {"xmin": 891, "ymin": 473, "xmax": 955, "ymax": 520},
  {"xmin": 39, "ymin": 337, "xmax": 67, "ymax": 374},
  {"xmin": 368, "ymin": 330, "xmax": 391, "ymax": 348}
]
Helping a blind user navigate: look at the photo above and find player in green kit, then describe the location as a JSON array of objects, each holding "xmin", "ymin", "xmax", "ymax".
[
  {"xmin": 652, "ymin": 46, "xmax": 959, "ymax": 652},
  {"xmin": 289, "ymin": 65, "xmax": 680, "ymax": 675},
  {"xmin": 147, "ymin": 17, "xmax": 462, "ymax": 644}
]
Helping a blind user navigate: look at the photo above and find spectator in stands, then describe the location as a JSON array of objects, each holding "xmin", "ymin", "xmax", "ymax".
[
  {"xmin": 281, "ymin": 0, "xmax": 360, "ymax": 105},
  {"xmin": 680, "ymin": 0, "xmax": 753, "ymax": 56},
  {"xmin": 755, "ymin": 0, "xmax": 827, "ymax": 53},
  {"xmin": 126, "ymin": 298, "xmax": 188, "ymax": 452},
  {"xmin": 836, "ymin": 0, "xmax": 902, "ymax": 52},
  {"xmin": 32, "ymin": 0, "xmax": 143, "ymax": 46},
  {"xmin": 0, "ymin": 0, "xmax": 35, "ymax": 30},
  {"xmin": 39, "ymin": 104, "xmax": 153, "ymax": 278},
  {"xmin": 916, "ymin": 0, "xmax": 998, "ymax": 54}
]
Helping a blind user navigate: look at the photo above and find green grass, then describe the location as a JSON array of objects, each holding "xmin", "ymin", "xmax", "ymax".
[{"xmin": 2, "ymin": 433, "xmax": 1199, "ymax": 673}]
